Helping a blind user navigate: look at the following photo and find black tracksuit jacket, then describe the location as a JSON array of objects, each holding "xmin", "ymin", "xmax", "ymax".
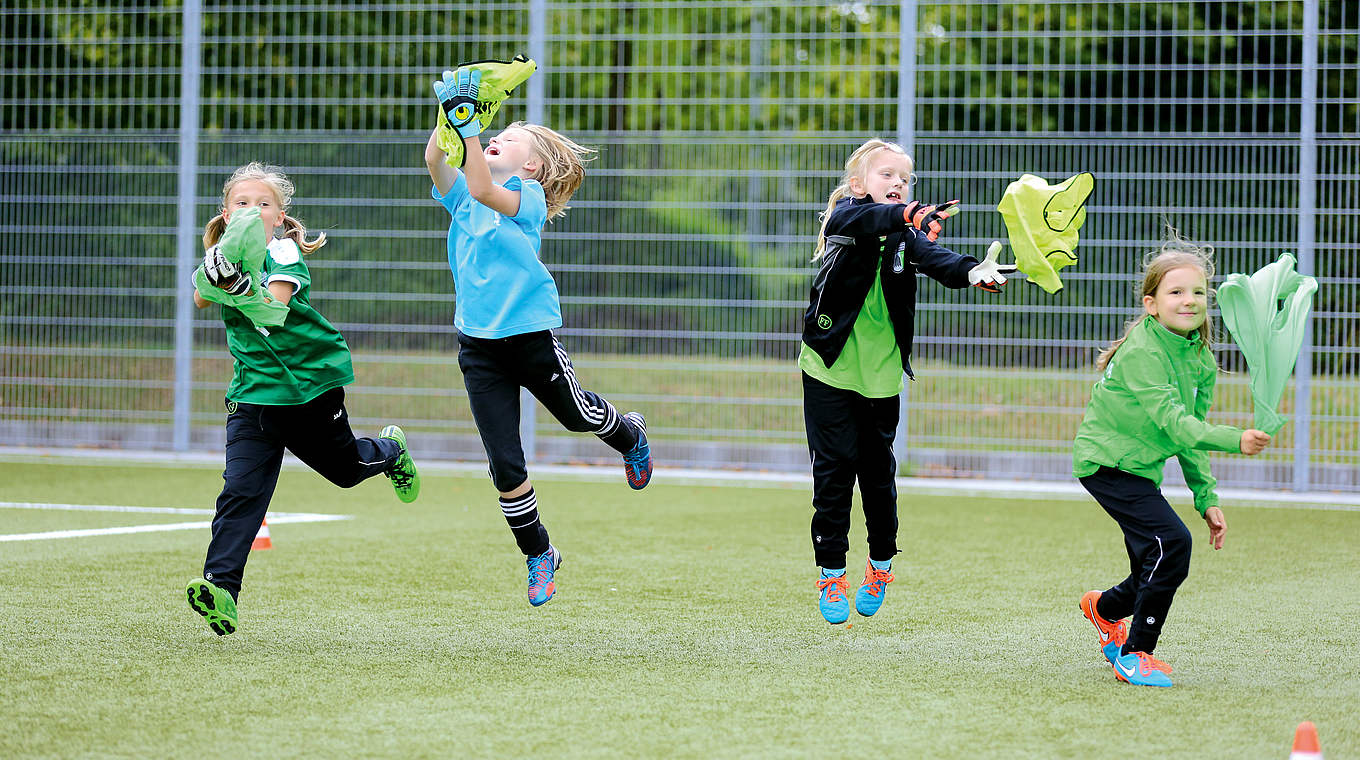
[{"xmin": 802, "ymin": 195, "xmax": 980, "ymax": 379}]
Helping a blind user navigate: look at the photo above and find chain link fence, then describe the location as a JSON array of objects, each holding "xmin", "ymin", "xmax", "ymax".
[{"xmin": 3, "ymin": 1, "xmax": 1357, "ymax": 491}]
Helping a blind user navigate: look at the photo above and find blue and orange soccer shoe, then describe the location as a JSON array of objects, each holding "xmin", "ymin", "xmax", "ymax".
[
  {"xmin": 1080, "ymin": 589, "xmax": 1128, "ymax": 665},
  {"xmin": 621, "ymin": 412, "xmax": 652, "ymax": 490},
  {"xmin": 1111, "ymin": 650, "xmax": 1174, "ymax": 688},
  {"xmin": 526, "ymin": 545, "xmax": 562, "ymax": 607},
  {"xmin": 854, "ymin": 558, "xmax": 894, "ymax": 617},
  {"xmin": 817, "ymin": 569, "xmax": 849, "ymax": 625}
]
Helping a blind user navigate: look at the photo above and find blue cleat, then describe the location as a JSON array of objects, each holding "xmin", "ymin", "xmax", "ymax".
[
  {"xmin": 854, "ymin": 558, "xmax": 894, "ymax": 617},
  {"xmin": 1111, "ymin": 650, "xmax": 1174, "ymax": 688},
  {"xmin": 621, "ymin": 412, "xmax": 652, "ymax": 490},
  {"xmin": 526, "ymin": 545, "xmax": 562, "ymax": 607},
  {"xmin": 1080, "ymin": 590, "xmax": 1127, "ymax": 665},
  {"xmin": 817, "ymin": 568, "xmax": 849, "ymax": 625}
]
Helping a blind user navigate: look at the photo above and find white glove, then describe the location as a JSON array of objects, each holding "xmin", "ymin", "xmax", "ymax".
[
  {"xmin": 968, "ymin": 241, "xmax": 1018, "ymax": 293},
  {"xmin": 203, "ymin": 245, "xmax": 252, "ymax": 296}
]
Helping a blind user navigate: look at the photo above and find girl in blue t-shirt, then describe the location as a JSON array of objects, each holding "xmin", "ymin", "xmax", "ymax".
[{"xmin": 425, "ymin": 71, "xmax": 652, "ymax": 608}]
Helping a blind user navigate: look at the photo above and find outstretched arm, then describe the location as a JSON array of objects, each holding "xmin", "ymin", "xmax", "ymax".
[{"xmin": 425, "ymin": 127, "xmax": 458, "ymax": 196}]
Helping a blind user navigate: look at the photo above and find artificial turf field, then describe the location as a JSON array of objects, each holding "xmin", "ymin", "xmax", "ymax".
[{"xmin": 1, "ymin": 457, "xmax": 1356, "ymax": 759}]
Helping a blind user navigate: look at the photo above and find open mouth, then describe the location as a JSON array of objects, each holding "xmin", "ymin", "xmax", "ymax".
[
  {"xmin": 885, "ymin": 191, "xmax": 902, "ymax": 202},
  {"xmin": 486, "ymin": 145, "xmax": 501, "ymax": 157}
]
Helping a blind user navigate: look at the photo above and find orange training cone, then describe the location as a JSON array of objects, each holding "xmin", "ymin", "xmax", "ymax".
[
  {"xmin": 251, "ymin": 518, "xmax": 273, "ymax": 551},
  {"xmin": 1289, "ymin": 721, "xmax": 1323, "ymax": 760}
]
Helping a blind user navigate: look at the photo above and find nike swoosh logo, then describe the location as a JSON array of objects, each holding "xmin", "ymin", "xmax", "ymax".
[{"xmin": 1116, "ymin": 660, "xmax": 1136, "ymax": 678}]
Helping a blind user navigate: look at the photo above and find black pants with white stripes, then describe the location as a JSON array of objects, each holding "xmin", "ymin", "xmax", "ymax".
[
  {"xmin": 204, "ymin": 387, "xmax": 401, "ymax": 599},
  {"xmin": 1079, "ymin": 466, "xmax": 1194, "ymax": 655},
  {"xmin": 457, "ymin": 329, "xmax": 637, "ymax": 494},
  {"xmin": 802, "ymin": 372, "xmax": 900, "ymax": 570}
]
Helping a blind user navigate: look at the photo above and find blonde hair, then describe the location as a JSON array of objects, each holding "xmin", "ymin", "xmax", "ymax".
[
  {"xmin": 813, "ymin": 139, "xmax": 912, "ymax": 260},
  {"xmin": 507, "ymin": 121, "xmax": 596, "ymax": 222},
  {"xmin": 1096, "ymin": 230, "xmax": 1216, "ymax": 371},
  {"xmin": 201, "ymin": 162, "xmax": 326, "ymax": 253}
]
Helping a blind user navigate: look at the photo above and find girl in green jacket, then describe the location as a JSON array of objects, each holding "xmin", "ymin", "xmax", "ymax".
[{"xmin": 1073, "ymin": 236, "xmax": 1271, "ymax": 687}]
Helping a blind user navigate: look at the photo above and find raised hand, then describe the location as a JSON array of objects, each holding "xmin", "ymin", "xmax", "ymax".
[
  {"xmin": 202, "ymin": 245, "xmax": 252, "ymax": 296},
  {"xmin": 968, "ymin": 241, "xmax": 1019, "ymax": 293},
  {"xmin": 903, "ymin": 199, "xmax": 961, "ymax": 241},
  {"xmin": 434, "ymin": 68, "xmax": 484, "ymax": 140}
]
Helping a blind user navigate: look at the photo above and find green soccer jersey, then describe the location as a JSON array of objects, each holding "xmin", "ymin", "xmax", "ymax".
[
  {"xmin": 1072, "ymin": 315, "xmax": 1243, "ymax": 514},
  {"xmin": 219, "ymin": 238, "xmax": 354, "ymax": 405},
  {"xmin": 799, "ymin": 267, "xmax": 903, "ymax": 398}
]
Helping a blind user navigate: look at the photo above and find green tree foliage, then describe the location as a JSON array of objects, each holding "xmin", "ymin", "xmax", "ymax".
[{"xmin": 4, "ymin": 2, "xmax": 1355, "ymax": 364}]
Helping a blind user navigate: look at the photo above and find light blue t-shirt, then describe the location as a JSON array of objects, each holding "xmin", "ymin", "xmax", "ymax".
[{"xmin": 432, "ymin": 173, "xmax": 563, "ymax": 338}]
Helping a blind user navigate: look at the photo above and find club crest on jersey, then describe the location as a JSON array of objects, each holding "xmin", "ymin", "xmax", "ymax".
[{"xmin": 817, "ymin": 314, "xmax": 833, "ymax": 330}]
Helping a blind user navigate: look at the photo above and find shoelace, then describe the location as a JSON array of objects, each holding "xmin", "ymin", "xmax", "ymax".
[
  {"xmin": 527, "ymin": 554, "xmax": 556, "ymax": 590},
  {"xmin": 816, "ymin": 576, "xmax": 847, "ymax": 603},
  {"xmin": 1131, "ymin": 651, "xmax": 1173, "ymax": 676},
  {"xmin": 1142, "ymin": 652, "xmax": 1173, "ymax": 674},
  {"xmin": 1108, "ymin": 619, "xmax": 1128, "ymax": 646},
  {"xmin": 861, "ymin": 567, "xmax": 894, "ymax": 597},
  {"xmin": 623, "ymin": 442, "xmax": 649, "ymax": 469},
  {"xmin": 388, "ymin": 455, "xmax": 414, "ymax": 488}
]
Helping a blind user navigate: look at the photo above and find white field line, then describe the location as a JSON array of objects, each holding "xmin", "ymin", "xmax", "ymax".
[
  {"xmin": 3, "ymin": 446, "xmax": 1359, "ymax": 512},
  {"xmin": 0, "ymin": 502, "xmax": 351, "ymax": 543}
]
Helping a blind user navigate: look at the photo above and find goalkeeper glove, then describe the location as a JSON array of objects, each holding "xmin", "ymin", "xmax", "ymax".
[
  {"xmin": 968, "ymin": 241, "xmax": 1019, "ymax": 294},
  {"xmin": 903, "ymin": 199, "xmax": 961, "ymax": 242},
  {"xmin": 434, "ymin": 68, "xmax": 484, "ymax": 140},
  {"xmin": 203, "ymin": 245, "xmax": 253, "ymax": 297}
]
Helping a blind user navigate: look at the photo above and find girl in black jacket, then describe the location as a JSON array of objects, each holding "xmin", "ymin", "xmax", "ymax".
[{"xmin": 800, "ymin": 138, "xmax": 1013, "ymax": 625}]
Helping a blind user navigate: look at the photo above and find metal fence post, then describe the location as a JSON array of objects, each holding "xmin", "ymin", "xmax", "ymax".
[
  {"xmin": 521, "ymin": 0, "xmax": 547, "ymax": 463},
  {"xmin": 172, "ymin": 1, "xmax": 203, "ymax": 451},
  {"xmin": 894, "ymin": 0, "xmax": 917, "ymax": 472},
  {"xmin": 1294, "ymin": 0, "xmax": 1318, "ymax": 491}
]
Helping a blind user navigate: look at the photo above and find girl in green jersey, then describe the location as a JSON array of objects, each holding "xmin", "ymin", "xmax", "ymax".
[
  {"xmin": 1073, "ymin": 235, "xmax": 1270, "ymax": 686},
  {"xmin": 184, "ymin": 163, "xmax": 420, "ymax": 636}
]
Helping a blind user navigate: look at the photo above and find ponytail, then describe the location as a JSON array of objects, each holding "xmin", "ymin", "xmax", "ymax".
[
  {"xmin": 280, "ymin": 216, "xmax": 326, "ymax": 253},
  {"xmin": 201, "ymin": 161, "xmax": 326, "ymax": 254},
  {"xmin": 812, "ymin": 185, "xmax": 854, "ymax": 260},
  {"xmin": 200, "ymin": 212, "xmax": 325, "ymax": 254}
]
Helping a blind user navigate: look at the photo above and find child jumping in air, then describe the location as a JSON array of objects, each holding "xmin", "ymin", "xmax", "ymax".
[
  {"xmin": 424, "ymin": 68, "xmax": 652, "ymax": 607},
  {"xmin": 1074, "ymin": 233, "xmax": 1271, "ymax": 687},
  {"xmin": 801, "ymin": 138, "xmax": 1013, "ymax": 625},
  {"xmin": 187, "ymin": 162, "xmax": 420, "ymax": 636}
]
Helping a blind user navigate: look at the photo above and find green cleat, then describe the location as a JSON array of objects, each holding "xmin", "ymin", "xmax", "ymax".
[
  {"xmin": 380, "ymin": 424, "xmax": 420, "ymax": 503},
  {"xmin": 186, "ymin": 578, "xmax": 238, "ymax": 636}
]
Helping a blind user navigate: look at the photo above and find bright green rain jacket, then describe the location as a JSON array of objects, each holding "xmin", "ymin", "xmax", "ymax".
[{"xmin": 1073, "ymin": 315, "xmax": 1243, "ymax": 515}]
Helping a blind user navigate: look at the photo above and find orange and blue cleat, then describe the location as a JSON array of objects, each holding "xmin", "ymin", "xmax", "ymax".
[
  {"xmin": 621, "ymin": 412, "xmax": 652, "ymax": 490},
  {"xmin": 526, "ymin": 545, "xmax": 562, "ymax": 607},
  {"xmin": 817, "ymin": 569, "xmax": 849, "ymax": 625},
  {"xmin": 1080, "ymin": 589, "xmax": 1128, "ymax": 665},
  {"xmin": 1111, "ymin": 650, "xmax": 1173, "ymax": 687},
  {"xmin": 854, "ymin": 558, "xmax": 894, "ymax": 617}
]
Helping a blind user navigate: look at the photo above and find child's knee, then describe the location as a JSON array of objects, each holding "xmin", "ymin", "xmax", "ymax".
[
  {"xmin": 489, "ymin": 464, "xmax": 527, "ymax": 493},
  {"xmin": 323, "ymin": 471, "xmax": 365, "ymax": 489},
  {"xmin": 561, "ymin": 417, "xmax": 597, "ymax": 434},
  {"xmin": 1160, "ymin": 526, "xmax": 1194, "ymax": 578}
]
